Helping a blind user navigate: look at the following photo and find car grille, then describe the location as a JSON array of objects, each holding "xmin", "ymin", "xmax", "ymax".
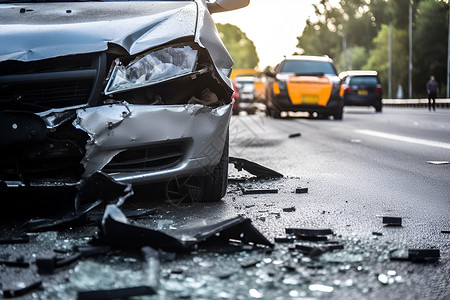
[
  {"xmin": 0, "ymin": 53, "xmax": 107, "ymax": 113},
  {"xmin": 102, "ymin": 141, "xmax": 187, "ymax": 172}
]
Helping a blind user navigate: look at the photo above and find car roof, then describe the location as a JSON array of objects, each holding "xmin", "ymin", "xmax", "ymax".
[
  {"xmin": 339, "ymin": 70, "xmax": 378, "ymax": 78},
  {"xmin": 282, "ymin": 55, "xmax": 334, "ymax": 63}
]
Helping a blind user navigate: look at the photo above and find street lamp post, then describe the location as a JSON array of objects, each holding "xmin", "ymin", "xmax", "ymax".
[{"xmin": 409, "ymin": 1, "xmax": 413, "ymax": 99}]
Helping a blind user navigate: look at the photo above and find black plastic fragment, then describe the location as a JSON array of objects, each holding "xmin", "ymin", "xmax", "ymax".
[
  {"xmin": 0, "ymin": 257, "xmax": 29, "ymax": 268},
  {"xmin": 382, "ymin": 216, "xmax": 402, "ymax": 226},
  {"xmin": 94, "ymin": 205, "xmax": 273, "ymax": 252},
  {"xmin": 285, "ymin": 228, "xmax": 334, "ymax": 236},
  {"xmin": 243, "ymin": 188, "xmax": 278, "ymax": 195},
  {"xmin": 288, "ymin": 133, "xmax": 301, "ymax": 138},
  {"xmin": 229, "ymin": 157, "xmax": 283, "ymax": 178},
  {"xmin": 77, "ymin": 286, "xmax": 156, "ymax": 300},
  {"xmin": 408, "ymin": 249, "xmax": 440, "ymax": 262},
  {"xmin": 295, "ymin": 245, "xmax": 325, "ymax": 257},
  {"xmin": 282, "ymin": 207, "xmax": 296, "ymax": 212},
  {"xmin": 295, "ymin": 187, "xmax": 308, "ymax": 194},
  {"xmin": 22, "ymin": 200, "xmax": 103, "ymax": 232},
  {"xmin": 372, "ymin": 231, "xmax": 383, "ymax": 236},
  {"xmin": 441, "ymin": 230, "xmax": 450, "ymax": 234},
  {"xmin": 274, "ymin": 236, "xmax": 295, "ymax": 243},
  {"xmin": 0, "ymin": 235, "xmax": 29, "ymax": 245},
  {"xmin": 75, "ymin": 171, "xmax": 134, "ymax": 210},
  {"xmin": 2, "ymin": 280, "xmax": 42, "ymax": 298},
  {"xmin": 240, "ymin": 258, "xmax": 260, "ymax": 268},
  {"xmin": 36, "ymin": 252, "xmax": 83, "ymax": 274}
]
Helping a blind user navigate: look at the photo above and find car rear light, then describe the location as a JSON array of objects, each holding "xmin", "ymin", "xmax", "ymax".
[
  {"xmin": 340, "ymin": 84, "xmax": 351, "ymax": 95},
  {"xmin": 374, "ymin": 84, "xmax": 382, "ymax": 94}
]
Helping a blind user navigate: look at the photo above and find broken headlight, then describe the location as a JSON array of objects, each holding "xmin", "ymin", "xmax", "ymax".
[{"xmin": 105, "ymin": 45, "xmax": 198, "ymax": 95}]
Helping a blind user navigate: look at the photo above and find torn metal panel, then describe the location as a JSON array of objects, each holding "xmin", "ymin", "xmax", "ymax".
[
  {"xmin": 75, "ymin": 103, "xmax": 232, "ymax": 183},
  {"xmin": 95, "ymin": 205, "xmax": 273, "ymax": 252}
]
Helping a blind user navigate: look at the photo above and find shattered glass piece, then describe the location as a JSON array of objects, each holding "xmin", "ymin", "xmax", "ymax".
[
  {"xmin": 387, "ymin": 270, "xmax": 396, "ymax": 276},
  {"xmin": 309, "ymin": 284, "xmax": 333, "ymax": 293},
  {"xmin": 229, "ymin": 157, "xmax": 283, "ymax": 178},
  {"xmin": 105, "ymin": 46, "xmax": 198, "ymax": 94},
  {"xmin": 378, "ymin": 274, "xmax": 389, "ymax": 285},
  {"xmin": 240, "ymin": 258, "xmax": 260, "ymax": 268},
  {"xmin": 249, "ymin": 288, "xmax": 263, "ymax": 299}
]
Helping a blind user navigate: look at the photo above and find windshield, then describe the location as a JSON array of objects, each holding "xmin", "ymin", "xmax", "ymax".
[
  {"xmin": 348, "ymin": 76, "xmax": 379, "ymax": 86},
  {"xmin": 280, "ymin": 60, "xmax": 337, "ymax": 76}
]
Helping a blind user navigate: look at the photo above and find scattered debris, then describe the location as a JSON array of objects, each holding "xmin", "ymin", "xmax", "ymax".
[
  {"xmin": 382, "ymin": 217, "xmax": 402, "ymax": 226},
  {"xmin": 282, "ymin": 207, "xmax": 296, "ymax": 212},
  {"xmin": 286, "ymin": 228, "xmax": 334, "ymax": 236},
  {"xmin": 242, "ymin": 188, "xmax": 278, "ymax": 195},
  {"xmin": 274, "ymin": 236, "xmax": 295, "ymax": 243},
  {"xmin": 0, "ymin": 235, "xmax": 29, "ymax": 245},
  {"xmin": 78, "ymin": 286, "xmax": 156, "ymax": 300},
  {"xmin": 408, "ymin": 249, "xmax": 440, "ymax": 263},
  {"xmin": 309, "ymin": 284, "xmax": 333, "ymax": 293},
  {"xmin": 2, "ymin": 280, "xmax": 42, "ymax": 298},
  {"xmin": 0, "ymin": 257, "xmax": 29, "ymax": 268},
  {"xmin": 240, "ymin": 258, "xmax": 260, "ymax": 268},
  {"xmin": 141, "ymin": 247, "xmax": 160, "ymax": 290},
  {"xmin": 94, "ymin": 205, "xmax": 273, "ymax": 252},
  {"xmin": 229, "ymin": 157, "xmax": 283, "ymax": 179},
  {"xmin": 36, "ymin": 252, "xmax": 83, "ymax": 274},
  {"xmin": 372, "ymin": 231, "xmax": 383, "ymax": 236},
  {"xmin": 390, "ymin": 248, "xmax": 440, "ymax": 263},
  {"xmin": 377, "ymin": 271, "xmax": 403, "ymax": 285},
  {"xmin": 441, "ymin": 230, "xmax": 450, "ymax": 234},
  {"xmin": 295, "ymin": 187, "xmax": 308, "ymax": 194},
  {"xmin": 427, "ymin": 161, "xmax": 449, "ymax": 165},
  {"xmin": 288, "ymin": 133, "xmax": 301, "ymax": 138}
]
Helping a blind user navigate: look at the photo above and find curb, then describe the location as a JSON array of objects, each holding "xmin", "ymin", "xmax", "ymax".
[{"xmin": 382, "ymin": 98, "xmax": 450, "ymax": 108}]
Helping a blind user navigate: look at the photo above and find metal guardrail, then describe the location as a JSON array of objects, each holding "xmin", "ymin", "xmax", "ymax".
[{"xmin": 382, "ymin": 98, "xmax": 450, "ymax": 108}]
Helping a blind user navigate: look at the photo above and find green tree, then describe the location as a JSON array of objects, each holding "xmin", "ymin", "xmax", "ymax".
[
  {"xmin": 364, "ymin": 25, "xmax": 409, "ymax": 98},
  {"xmin": 215, "ymin": 23, "xmax": 259, "ymax": 69},
  {"xmin": 413, "ymin": 0, "xmax": 449, "ymax": 97}
]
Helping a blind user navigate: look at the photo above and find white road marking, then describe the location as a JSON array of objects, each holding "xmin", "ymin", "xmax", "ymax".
[{"xmin": 355, "ymin": 129, "xmax": 450, "ymax": 150}]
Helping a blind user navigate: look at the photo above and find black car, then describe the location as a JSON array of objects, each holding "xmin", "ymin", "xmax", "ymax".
[{"xmin": 339, "ymin": 70, "xmax": 383, "ymax": 112}]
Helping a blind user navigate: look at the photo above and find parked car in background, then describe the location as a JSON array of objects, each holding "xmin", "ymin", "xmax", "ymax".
[
  {"xmin": 234, "ymin": 76, "xmax": 259, "ymax": 114},
  {"xmin": 0, "ymin": 0, "xmax": 249, "ymax": 202},
  {"xmin": 339, "ymin": 70, "xmax": 383, "ymax": 112},
  {"xmin": 262, "ymin": 55, "xmax": 343, "ymax": 120}
]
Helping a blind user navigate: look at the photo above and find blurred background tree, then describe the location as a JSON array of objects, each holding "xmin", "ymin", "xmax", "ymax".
[
  {"xmin": 215, "ymin": 23, "xmax": 259, "ymax": 69},
  {"xmin": 295, "ymin": 0, "xmax": 448, "ymax": 98}
]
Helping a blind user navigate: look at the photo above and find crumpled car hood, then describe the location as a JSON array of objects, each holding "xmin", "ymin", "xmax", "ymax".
[{"xmin": 0, "ymin": 1, "xmax": 197, "ymax": 62}]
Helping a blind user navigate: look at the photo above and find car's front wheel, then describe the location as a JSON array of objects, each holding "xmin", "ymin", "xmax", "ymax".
[{"xmin": 165, "ymin": 132, "xmax": 229, "ymax": 203}]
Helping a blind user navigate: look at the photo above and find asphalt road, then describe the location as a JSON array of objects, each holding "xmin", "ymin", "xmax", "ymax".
[{"xmin": 1, "ymin": 106, "xmax": 449, "ymax": 300}]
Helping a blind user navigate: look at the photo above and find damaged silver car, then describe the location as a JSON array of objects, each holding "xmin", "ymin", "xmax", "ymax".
[{"xmin": 0, "ymin": 0, "xmax": 249, "ymax": 202}]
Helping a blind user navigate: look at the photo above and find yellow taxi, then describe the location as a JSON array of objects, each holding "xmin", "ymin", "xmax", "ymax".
[{"xmin": 263, "ymin": 55, "xmax": 344, "ymax": 120}]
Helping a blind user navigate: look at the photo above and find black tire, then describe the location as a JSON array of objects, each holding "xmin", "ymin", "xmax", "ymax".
[
  {"xmin": 375, "ymin": 105, "xmax": 382, "ymax": 113},
  {"xmin": 270, "ymin": 106, "xmax": 282, "ymax": 119},
  {"xmin": 165, "ymin": 132, "xmax": 229, "ymax": 203},
  {"xmin": 333, "ymin": 111, "xmax": 343, "ymax": 120}
]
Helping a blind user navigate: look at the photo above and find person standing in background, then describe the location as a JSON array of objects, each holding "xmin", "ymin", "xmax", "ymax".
[{"xmin": 426, "ymin": 75, "xmax": 439, "ymax": 111}]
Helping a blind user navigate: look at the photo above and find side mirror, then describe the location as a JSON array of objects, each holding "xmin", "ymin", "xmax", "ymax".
[
  {"xmin": 207, "ymin": 0, "xmax": 250, "ymax": 14},
  {"xmin": 264, "ymin": 69, "xmax": 276, "ymax": 78}
]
